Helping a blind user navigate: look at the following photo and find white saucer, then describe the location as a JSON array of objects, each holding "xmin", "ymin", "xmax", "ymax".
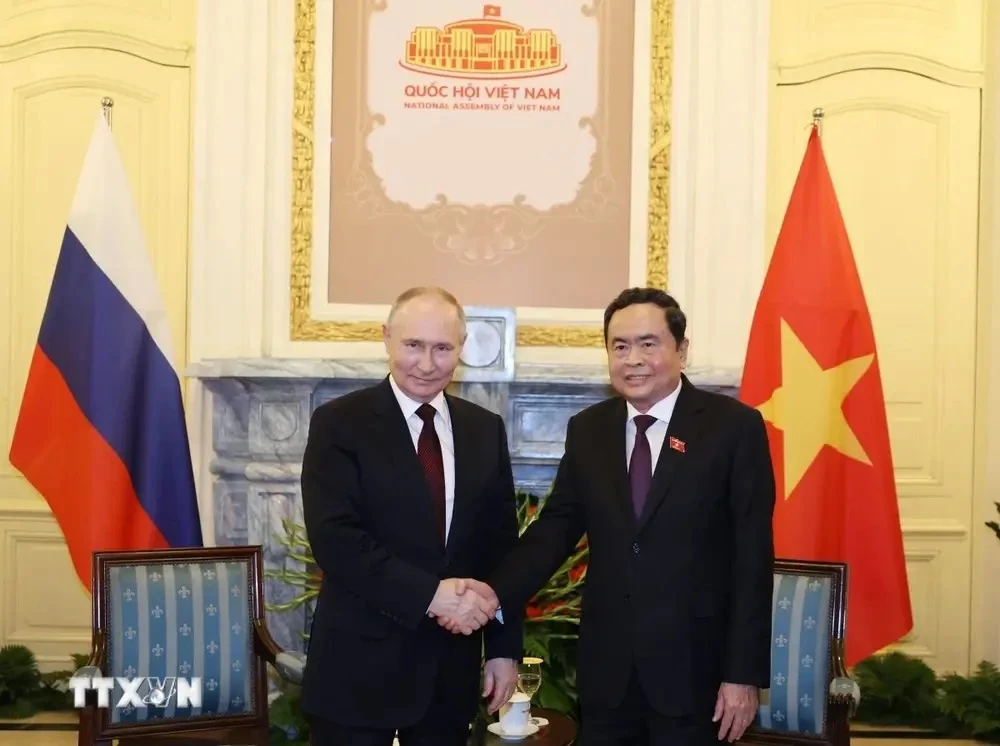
[
  {"xmin": 529, "ymin": 716, "xmax": 549, "ymax": 727},
  {"xmin": 487, "ymin": 721, "xmax": 540, "ymax": 740}
]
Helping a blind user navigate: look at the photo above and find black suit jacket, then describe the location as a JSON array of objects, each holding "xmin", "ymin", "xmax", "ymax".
[
  {"xmin": 490, "ymin": 376, "xmax": 775, "ymax": 717},
  {"xmin": 300, "ymin": 377, "xmax": 523, "ymax": 729}
]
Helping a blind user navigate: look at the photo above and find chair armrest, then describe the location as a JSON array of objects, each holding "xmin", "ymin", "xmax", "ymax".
[
  {"xmin": 84, "ymin": 629, "xmax": 107, "ymax": 670},
  {"xmin": 252, "ymin": 619, "xmax": 306, "ymax": 684},
  {"xmin": 253, "ymin": 619, "xmax": 283, "ymax": 665},
  {"xmin": 275, "ymin": 651, "xmax": 307, "ymax": 685},
  {"xmin": 829, "ymin": 676, "xmax": 860, "ymax": 716},
  {"xmin": 828, "ymin": 638, "xmax": 860, "ymax": 716}
]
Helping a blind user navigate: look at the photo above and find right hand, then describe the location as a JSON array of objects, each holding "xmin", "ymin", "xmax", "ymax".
[{"xmin": 427, "ymin": 578, "xmax": 498, "ymax": 634}]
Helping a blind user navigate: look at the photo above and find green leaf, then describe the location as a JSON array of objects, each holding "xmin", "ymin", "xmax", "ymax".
[{"xmin": 853, "ymin": 651, "xmax": 938, "ymax": 727}]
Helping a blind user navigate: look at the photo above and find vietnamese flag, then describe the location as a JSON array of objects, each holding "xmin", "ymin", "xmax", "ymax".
[{"xmin": 739, "ymin": 125, "xmax": 912, "ymax": 666}]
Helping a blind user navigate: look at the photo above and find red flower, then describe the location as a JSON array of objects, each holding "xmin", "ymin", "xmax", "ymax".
[
  {"xmin": 568, "ymin": 563, "xmax": 587, "ymax": 583},
  {"xmin": 526, "ymin": 605, "xmax": 543, "ymax": 618}
]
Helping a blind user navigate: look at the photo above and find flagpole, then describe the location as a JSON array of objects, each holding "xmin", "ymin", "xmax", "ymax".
[
  {"xmin": 812, "ymin": 107, "xmax": 824, "ymax": 135},
  {"xmin": 101, "ymin": 97, "xmax": 114, "ymax": 132}
]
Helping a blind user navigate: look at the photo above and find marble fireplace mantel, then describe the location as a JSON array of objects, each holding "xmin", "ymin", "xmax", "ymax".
[
  {"xmin": 187, "ymin": 357, "xmax": 741, "ymax": 650},
  {"xmin": 188, "ymin": 357, "xmax": 742, "ymax": 387}
]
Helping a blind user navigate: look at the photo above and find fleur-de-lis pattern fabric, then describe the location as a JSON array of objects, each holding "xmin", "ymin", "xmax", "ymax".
[
  {"xmin": 107, "ymin": 561, "xmax": 254, "ymax": 724},
  {"xmin": 754, "ymin": 572, "xmax": 832, "ymax": 735}
]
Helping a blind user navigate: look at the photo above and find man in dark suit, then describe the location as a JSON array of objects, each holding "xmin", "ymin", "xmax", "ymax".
[
  {"xmin": 300, "ymin": 286, "xmax": 521, "ymax": 746},
  {"xmin": 471, "ymin": 288, "xmax": 775, "ymax": 745}
]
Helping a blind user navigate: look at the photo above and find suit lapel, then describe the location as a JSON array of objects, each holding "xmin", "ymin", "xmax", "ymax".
[
  {"xmin": 635, "ymin": 376, "xmax": 706, "ymax": 532},
  {"xmin": 372, "ymin": 377, "xmax": 443, "ymax": 551}
]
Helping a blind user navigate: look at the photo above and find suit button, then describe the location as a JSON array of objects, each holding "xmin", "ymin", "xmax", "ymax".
[{"xmin": 632, "ymin": 542, "xmax": 640, "ymax": 554}]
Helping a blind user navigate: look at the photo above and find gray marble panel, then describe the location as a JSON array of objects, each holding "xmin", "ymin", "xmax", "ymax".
[
  {"xmin": 210, "ymin": 381, "xmax": 251, "ymax": 459},
  {"xmin": 452, "ymin": 381, "xmax": 507, "ymax": 417},
  {"xmin": 198, "ymin": 365, "xmax": 740, "ymax": 653},
  {"xmin": 312, "ymin": 379, "xmax": 380, "ymax": 411},
  {"xmin": 508, "ymin": 393, "xmax": 607, "ymax": 459},
  {"xmin": 212, "ymin": 480, "xmax": 248, "ymax": 545},
  {"xmin": 250, "ymin": 398, "xmax": 309, "ymax": 459}
]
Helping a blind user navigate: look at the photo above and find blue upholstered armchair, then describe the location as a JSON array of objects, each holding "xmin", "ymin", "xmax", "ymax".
[
  {"xmin": 76, "ymin": 546, "xmax": 305, "ymax": 746},
  {"xmin": 741, "ymin": 559, "xmax": 860, "ymax": 746}
]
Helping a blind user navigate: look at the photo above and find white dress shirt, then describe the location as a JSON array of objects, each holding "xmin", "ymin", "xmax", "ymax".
[
  {"xmin": 625, "ymin": 378, "xmax": 682, "ymax": 469},
  {"xmin": 389, "ymin": 375, "xmax": 456, "ymax": 540}
]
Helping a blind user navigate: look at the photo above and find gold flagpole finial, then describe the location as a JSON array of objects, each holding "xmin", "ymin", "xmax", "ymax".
[{"xmin": 101, "ymin": 97, "xmax": 114, "ymax": 131}]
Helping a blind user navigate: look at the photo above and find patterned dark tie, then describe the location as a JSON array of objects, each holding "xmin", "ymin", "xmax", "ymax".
[
  {"xmin": 416, "ymin": 403, "xmax": 446, "ymax": 540},
  {"xmin": 629, "ymin": 414, "xmax": 657, "ymax": 517}
]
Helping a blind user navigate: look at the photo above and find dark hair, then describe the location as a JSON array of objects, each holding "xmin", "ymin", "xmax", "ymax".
[{"xmin": 603, "ymin": 287, "xmax": 687, "ymax": 347}]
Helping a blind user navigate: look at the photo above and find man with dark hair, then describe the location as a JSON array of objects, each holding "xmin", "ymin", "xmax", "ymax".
[{"xmin": 451, "ymin": 287, "xmax": 776, "ymax": 745}]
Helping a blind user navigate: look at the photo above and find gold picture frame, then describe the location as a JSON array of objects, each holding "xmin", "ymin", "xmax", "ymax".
[{"xmin": 289, "ymin": 0, "xmax": 672, "ymax": 347}]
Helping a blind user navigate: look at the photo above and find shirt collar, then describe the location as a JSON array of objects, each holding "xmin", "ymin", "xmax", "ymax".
[
  {"xmin": 626, "ymin": 377, "xmax": 682, "ymax": 425},
  {"xmin": 389, "ymin": 374, "xmax": 452, "ymax": 431}
]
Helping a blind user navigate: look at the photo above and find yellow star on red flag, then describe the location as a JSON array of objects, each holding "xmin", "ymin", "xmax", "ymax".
[{"xmin": 754, "ymin": 319, "xmax": 874, "ymax": 499}]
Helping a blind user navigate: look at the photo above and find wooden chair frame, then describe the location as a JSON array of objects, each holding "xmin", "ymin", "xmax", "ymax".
[
  {"xmin": 77, "ymin": 545, "xmax": 286, "ymax": 746},
  {"xmin": 740, "ymin": 558, "xmax": 857, "ymax": 746}
]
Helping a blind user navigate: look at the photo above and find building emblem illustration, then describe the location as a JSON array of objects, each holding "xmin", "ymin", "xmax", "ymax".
[{"xmin": 400, "ymin": 5, "xmax": 567, "ymax": 79}]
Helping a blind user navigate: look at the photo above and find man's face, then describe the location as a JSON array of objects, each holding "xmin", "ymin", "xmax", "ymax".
[
  {"xmin": 383, "ymin": 296, "xmax": 465, "ymax": 402},
  {"xmin": 606, "ymin": 302, "xmax": 687, "ymax": 412}
]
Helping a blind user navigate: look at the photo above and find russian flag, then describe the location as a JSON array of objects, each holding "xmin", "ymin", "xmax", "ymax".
[{"xmin": 8, "ymin": 112, "xmax": 203, "ymax": 593}]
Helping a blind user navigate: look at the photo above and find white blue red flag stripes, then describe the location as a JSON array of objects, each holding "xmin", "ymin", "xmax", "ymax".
[{"xmin": 8, "ymin": 112, "xmax": 202, "ymax": 592}]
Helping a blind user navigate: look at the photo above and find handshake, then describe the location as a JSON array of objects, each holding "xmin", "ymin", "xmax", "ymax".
[{"xmin": 426, "ymin": 577, "xmax": 500, "ymax": 635}]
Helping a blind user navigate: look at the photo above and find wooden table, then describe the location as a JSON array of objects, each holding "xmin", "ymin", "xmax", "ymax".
[{"xmin": 479, "ymin": 707, "xmax": 576, "ymax": 745}]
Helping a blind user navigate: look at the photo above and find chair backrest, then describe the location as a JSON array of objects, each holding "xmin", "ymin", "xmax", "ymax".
[
  {"xmin": 752, "ymin": 559, "xmax": 847, "ymax": 740},
  {"xmin": 90, "ymin": 546, "xmax": 268, "ymax": 735}
]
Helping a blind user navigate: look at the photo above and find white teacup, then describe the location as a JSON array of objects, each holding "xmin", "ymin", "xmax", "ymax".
[{"xmin": 498, "ymin": 691, "xmax": 531, "ymax": 735}]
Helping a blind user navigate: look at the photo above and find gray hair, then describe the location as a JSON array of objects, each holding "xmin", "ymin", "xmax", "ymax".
[{"xmin": 386, "ymin": 286, "xmax": 467, "ymax": 337}]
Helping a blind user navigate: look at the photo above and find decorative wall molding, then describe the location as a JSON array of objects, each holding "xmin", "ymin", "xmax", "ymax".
[
  {"xmin": 769, "ymin": 0, "xmax": 986, "ymax": 88},
  {"xmin": 0, "ymin": 500, "xmax": 58, "ymax": 519},
  {"xmin": 0, "ymin": 0, "xmax": 195, "ymax": 66},
  {"xmin": 900, "ymin": 520, "xmax": 971, "ymax": 538},
  {"xmin": 0, "ymin": 515, "xmax": 91, "ymax": 668}
]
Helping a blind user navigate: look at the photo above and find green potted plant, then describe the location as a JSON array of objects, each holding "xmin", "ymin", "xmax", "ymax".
[{"xmin": 0, "ymin": 646, "xmax": 84, "ymax": 719}]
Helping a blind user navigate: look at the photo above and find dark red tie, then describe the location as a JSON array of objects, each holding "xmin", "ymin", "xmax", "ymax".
[
  {"xmin": 629, "ymin": 414, "xmax": 656, "ymax": 517},
  {"xmin": 416, "ymin": 404, "xmax": 446, "ymax": 540}
]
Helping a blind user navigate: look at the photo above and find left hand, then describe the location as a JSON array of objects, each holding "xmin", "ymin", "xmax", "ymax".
[
  {"xmin": 712, "ymin": 682, "xmax": 759, "ymax": 742},
  {"xmin": 482, "ymin": 658, "xmax": 517, "ymax": 714}
]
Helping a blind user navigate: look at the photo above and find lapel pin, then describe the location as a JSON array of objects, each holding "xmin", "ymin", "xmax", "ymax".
[{"xmin": 669, "ymin": 437, "xmax": 685, "ymax": 453}]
